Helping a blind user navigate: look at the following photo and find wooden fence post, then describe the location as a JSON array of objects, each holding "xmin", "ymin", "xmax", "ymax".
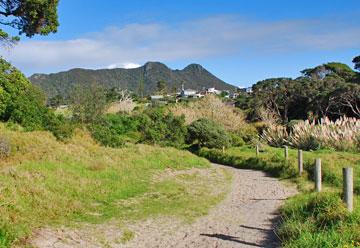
[
  {"xmin": 256, "ymin": 145, "xmax": 259, "ymax": 157},
  {"xmin": 315, "ymin": 158, "xmax": 321, "ymax": 192},
  {"xmin": 298, "ymin": 149, "xmax": 303, "ymax": 176},
  {"xmin": 284, "ymin": 146, "xmax": 289, "ymax": 160},
  {"xmin": 343, "ymin": 167, "xmax": 353, "ymax": 212}
]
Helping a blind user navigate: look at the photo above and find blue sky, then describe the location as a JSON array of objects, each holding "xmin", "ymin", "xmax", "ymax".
[{"xmin": 2, "ymin": 0, "xmax": 360, "ymax": 87}]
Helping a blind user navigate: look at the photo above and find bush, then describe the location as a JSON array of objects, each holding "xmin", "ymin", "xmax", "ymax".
[
  {"xmin": 89, "ymin": 114, "xmax": 141, "ymax": 147},
  {"xmin": 187, "ymin": 118, "xmax": 231, "ymax": 149},
  {"xmin": 140, "ymin": 108, "xmax": 187, "ymax": 148},
  {"xmin": 228, "ymin": 132, "xmax": 245, "ymax": 147},
  {"xmin": 0, "ymin": 135, "xmax": 10, "ymax": 158},
  {"xmin": 43, "ymin": 113, "xmax": 75, "ymax": 141},
  {"xmin": 7, "ymin": 86, "xmax": 49, "ymax": 131}
]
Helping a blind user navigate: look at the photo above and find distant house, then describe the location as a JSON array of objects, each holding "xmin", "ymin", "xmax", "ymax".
[
  {"xmin": 229, "ymin": 92, "xmax": 239, "ymax": 99},
  {"xmin": 239, "ymin": 87, "xmax": 253, "ymax": 94},
  {"xmin": 150, "ymin": 95, "xmax": 164, "ymax": 100},
  {"xmin": 179, "ymin": 84, "xmax": 203, "ymax": 98},
  {"xmin": 206, "ymin": 87, "xmax": 222, "ymax": 95}
]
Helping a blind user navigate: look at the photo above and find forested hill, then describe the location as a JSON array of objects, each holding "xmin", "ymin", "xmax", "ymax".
[{"xmin": 29, "ymin": 62, "xmax": 236, "ymax": 98}]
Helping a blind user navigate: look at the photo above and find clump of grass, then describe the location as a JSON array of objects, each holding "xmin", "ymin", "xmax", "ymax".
[
  {"xmin": 261, "ymin": 116, "xmax": 360, "ymax": 152},
  {"xmin": 278, "ymin": 192, "xmax": 360, "ymax": 248},
  {"xmin": 119, "ymin": 229, "xmax": 135, "ymax": 244}
]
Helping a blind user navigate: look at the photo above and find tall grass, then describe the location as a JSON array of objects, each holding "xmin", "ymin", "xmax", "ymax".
[
  {"xmin": 169, "ymin": 95, "xmax": 247, "ymax": 131},
  {"xmin": 262, "ymin": 117, "xmax": 360, "ymax": 152}
]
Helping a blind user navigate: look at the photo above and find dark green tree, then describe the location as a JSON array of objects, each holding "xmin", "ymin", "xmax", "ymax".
[
  {"xmin": 353, "ymin": 55, "xmax": 360, "ymax": 71},
  {"xmin": 0, "ymin": 0, "xmax": 59, "ymax": 44},
  {"xmin": 187, "ymin": 118, "xmax": 230, "ymax": 149}
]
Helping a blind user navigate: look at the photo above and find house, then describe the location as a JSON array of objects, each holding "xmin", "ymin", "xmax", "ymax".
[
  {"xmin": 150, "ymin": 95, "xmax": 164, "ymax": 100},
  {"xmin": 206, "ymin": 87, "xmax": 222, "ymax": 95},
  {"xmin": 239, "ymin": 87, "xmax": 253, "ymax": 93},
  {"xmin": 230, "ymin": 92, "xmax": 239, "ymax": 99},
  {"xmin": 179, "ymin": 84, "xmax": 203, "ymax": 98}
]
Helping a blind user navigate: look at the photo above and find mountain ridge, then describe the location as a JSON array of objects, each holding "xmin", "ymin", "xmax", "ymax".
[{"xmin": 29, "ymin": 62, "xmax": 237, "ymax": 98}]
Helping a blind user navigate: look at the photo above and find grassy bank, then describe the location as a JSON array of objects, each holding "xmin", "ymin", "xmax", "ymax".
[
  {"xmin": 198, "ymin": 145, "xmax": 360, "ymax": 247},
  {"xmin": 0, "ymin": 124, "xmax": 231, "ymax": 247}
]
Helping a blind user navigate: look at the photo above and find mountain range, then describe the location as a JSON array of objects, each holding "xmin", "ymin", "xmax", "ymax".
[{"xmin": 29, "ymin": 62, "xmax": 236, "ymax": 98}]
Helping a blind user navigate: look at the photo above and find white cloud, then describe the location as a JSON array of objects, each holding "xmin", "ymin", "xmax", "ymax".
[
  {"xmin": 107, "ymin": 62, "xmax": 141, "ymax": 69},
  {"xmin": 2, "ymin": 15, "xmax": 360, "ymax": 75}
]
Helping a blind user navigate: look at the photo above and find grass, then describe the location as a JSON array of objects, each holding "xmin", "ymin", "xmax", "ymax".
[
  {"xmin": 0, "ymin": 124, "xmax": 231, "ymax": 247},
  {"xmin": 198, "ymin": 145, "xmax": 360, "ymax": 247}
]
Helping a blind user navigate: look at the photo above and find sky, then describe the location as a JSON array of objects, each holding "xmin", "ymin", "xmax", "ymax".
[{"xmin": 2, "ymin": 0, "xmax": 360, "ymax": 87}]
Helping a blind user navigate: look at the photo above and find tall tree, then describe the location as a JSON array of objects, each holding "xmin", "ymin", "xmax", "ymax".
[
  {"xmin": 0, "ymin": 0, "xmax": 59, "ymax": 44},
  {"xmin": 353, "ymin": 55, "xmax": 360, "ymax": 71}
]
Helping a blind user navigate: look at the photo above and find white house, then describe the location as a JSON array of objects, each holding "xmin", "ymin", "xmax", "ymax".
[
  {"xmin": 180, "ymin": 84, "xmax": 202, "ymax": 98},
  {"xmin": 206, "ymin": 87, "xmax": 222, "ymax": 95}
]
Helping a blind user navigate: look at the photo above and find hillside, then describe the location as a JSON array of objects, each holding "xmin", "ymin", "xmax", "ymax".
[{"xmin": 29, "ymin": 62, "xmax": 236, "ymax": 98}]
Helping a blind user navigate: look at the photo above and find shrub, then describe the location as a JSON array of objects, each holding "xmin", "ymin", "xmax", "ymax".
[
  {"xmin": 187, "ymin": 118, "xmax": 231, "ymax": 149},
  {"xmin": 43, "ymin": 113, "xmax": 75, "ymax": 141},
  {"xmin": 140, "ymin": 108, "xmax": 187, "ymax": 148},
  {"xmin": 89, "ymin": 114, "xmax": 141, "ymax": 147},
  {"xmin": 7, "ymin": 86, "xmax": 49, "ymax": 131},
  {"xmin": 0, "ymin": 135, "xmax": 10, "ymax": 158},
  {"xmin": 228, "ymin": 132, "xmax": 245, "ymax": 147}
]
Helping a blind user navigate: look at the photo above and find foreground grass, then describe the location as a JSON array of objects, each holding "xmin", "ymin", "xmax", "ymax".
[
  {"xmin": 199, "ymin": 145, "xmax": 360, "ymax": 247},
  {"xmin": 0, "ymin": 125, "xmax": 230, "ymax": 247}
]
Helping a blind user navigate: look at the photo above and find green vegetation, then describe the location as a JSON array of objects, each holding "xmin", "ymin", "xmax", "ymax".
[
  {"xmin": 187, "ymin": 118, "xmax": 231, "ymax": 149},
  {"xmin": 88, "ymin": 114, "xmax": 141, "ymax": 147},
  {"xmin": 198, "ymin": 145, "xmax": 360, "ymax": 247},
  {"xmin": 0, "ymin": 125, "xmax": 230, "ymax": 247},
  {"xmin": 239, "ymin": 58, "xmax": 360, "ymax": 121},
  {"xmin": 140, "ymin": 108, "xmax": 187, "ymax": 148},
  {"xmin": 0, "ymin": 0, "xmax": 59, "ymax": 44},
  {"xmin": 0, "ymin": 58, "xmax": 75, "ymax": 140}
]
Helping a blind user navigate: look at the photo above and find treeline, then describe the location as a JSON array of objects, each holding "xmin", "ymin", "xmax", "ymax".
[{"xmin": 237, "ymin": 56, "xmax": 360, "ymax": 122}]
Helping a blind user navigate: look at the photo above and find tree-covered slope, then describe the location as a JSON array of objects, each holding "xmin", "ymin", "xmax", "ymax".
[{"xmin": 29, "ymin": 62, "xmax": 236, "ymax": 98}]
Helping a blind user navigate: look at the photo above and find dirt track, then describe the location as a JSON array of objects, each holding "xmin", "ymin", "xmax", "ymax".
[
  {"xmin": 122, "ymin": 164, "xmax": 297, "ymax": 248},
  {"xmin": 31, "ymin": 164, "xmax": 297, "ymax": 248}
]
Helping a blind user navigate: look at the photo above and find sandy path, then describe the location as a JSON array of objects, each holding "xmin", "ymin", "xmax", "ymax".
[
  {"xmin": 123, "ymin": 164, "xmax": 297, "ymax": 248},
  {"xmin": 30, "ymin": 164, "xmax": 297, "ymax": 248}
]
